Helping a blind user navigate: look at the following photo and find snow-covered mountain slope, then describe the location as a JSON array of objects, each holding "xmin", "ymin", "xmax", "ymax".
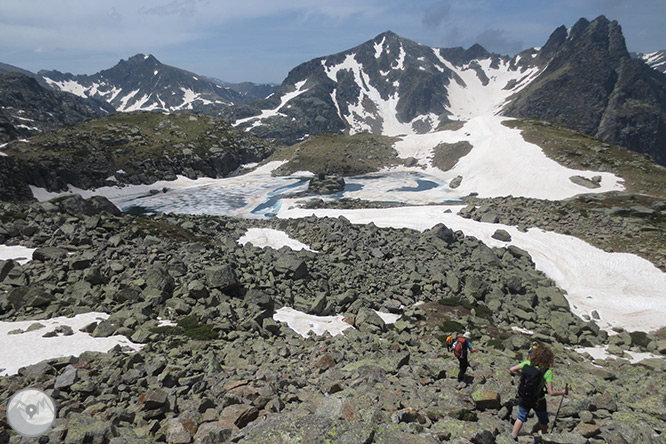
[
  {"xmin": 230, "ymin": 17, "xmax": 666, "ymax": 167},
  {"xmin": 229, "ymin": 31, "xmax": 539, "ymax": 143},
  {"xmin": 39, "ymin": 54, "xmax": 247, "ymax": 113},
  {"xmin": 639, "ymin": 50, "xmax": 666, "ymax": 74}
]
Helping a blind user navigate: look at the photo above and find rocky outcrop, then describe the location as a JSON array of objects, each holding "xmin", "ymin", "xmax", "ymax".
[
  {"xmin": 0, "ymin": 112, "xmax": 276, "ymax": 199},
  {"xmin": 0, "ymin": 72, "xmax": 112, "ymax": 145}
]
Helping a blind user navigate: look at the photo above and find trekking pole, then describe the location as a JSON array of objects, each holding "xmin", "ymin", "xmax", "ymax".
[{"xmin": 550, "ymin": 383, "xmax": 568, "ymax": 433}]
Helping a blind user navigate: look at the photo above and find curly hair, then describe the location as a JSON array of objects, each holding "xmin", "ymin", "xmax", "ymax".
[{"xmin": 529, "ymin": 344, "xmax": 555, "ymax": 368}]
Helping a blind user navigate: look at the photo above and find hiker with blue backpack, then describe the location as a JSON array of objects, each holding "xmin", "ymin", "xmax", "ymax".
[
  {"xmin": 509, "ymin": 344, "xmax": 568, "ymax": 440},
  {"xmin": 446, "ymin": 332, "xmax": 478, "ymax": 388}
]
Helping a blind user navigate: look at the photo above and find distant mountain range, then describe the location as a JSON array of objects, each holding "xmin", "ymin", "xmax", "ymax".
[
  {"xmin": 225, "ymin": 16, "xmax": 666, "ymax": 166},
  {"xmin": 636, "ymin": 50, "xmax": 666, "ymax": 74},
  {"xmin": 1, "ymin": 15, "xmax": 666, "ymax": 165}
]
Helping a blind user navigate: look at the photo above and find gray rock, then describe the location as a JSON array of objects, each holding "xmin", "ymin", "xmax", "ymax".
[
  {"xmin": 308, "ymin": 174, "xmax": 346, "ymax": 194},
  {"xmin": 570, "ymin": 175, "xmax": 602, "ymax": 189},
  {"xmin": 432, "ymin": 223, "xmax": 456, "ymax": 244},
  {"xmin": 144, "ymin": 265, "xmax": 175, "ymax": 297},
  {"xmin": 166, "ymin": 418, "xmax": 191, "ymax": 444},
  {"xmin": 274, "ymin": 254, "xmax": 308, "ymax": 279},
  {"xmin": 193, "ymin": 422, "xmax": 233, "ymax": 444},
  {"xmin": 541, "ymin": 432, "xmax": 588, "ymax": 444},
  {"xmin": 355, "ymin": 307, "xmax": 386, "ymax": 333},
  {"xmin": 7, "ymin": 285, "xmax": 55, "ymax": 309},
  {"xmin": 205, "ymin": 264, "xmax": 240, "ymax": 292},
  {"xmin": 536, "ymin": 286, "xmax": 570, "ymax": 311},
  {"xmin": 92, "ymin": 320, "xmax": 118, "ymax": 337},
  {"xmin": 140, "ymin": 388, "xmax": 169, "ymax": 410},
  {"xmin": 55, "ymin": 365, "xmax": 79, "ymax": 389},
  {"xmin": 32, "ymin": 246, "xmax": 68, "ymax": 261},
  {"xmin": 63, "ymin": 414, "xmax": 115, "ymax": 444},
  {"xmin": 449, "ymin": 175, "xmax": 463, "ymax": 188},
  {"xmin": 491, "ymin": 229, "xmax": 512, "ymax": 242}
]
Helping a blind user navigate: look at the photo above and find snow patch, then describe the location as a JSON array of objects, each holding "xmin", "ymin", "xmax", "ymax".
[
  {"xmin": 0, "ymin": 245, "xmax": 35, "ymax": 265},
  {"xmin": 575, "ymin": 346, "xmax": 663, "ymax": 364},
  {"xmin": 237, "ymin": 228, "xmax": 316, "ymax": 252},
  {"xmin": 0, "ymin": 312, "xmax": 142, "ymax": 376},
  {"xmin": 234, "ymin": 80, "xmax": 308, "ymax": 129},
  {"xmin": 42, "ymin": 78, "xmax": 88, "ymax": 98},
  {"xmin": 273, "ymin": 307, "xmax": 353, "ymax": 338},
  {"xmin": 374, "ymin": 37, "xmax": 386, "ymax": 59}
]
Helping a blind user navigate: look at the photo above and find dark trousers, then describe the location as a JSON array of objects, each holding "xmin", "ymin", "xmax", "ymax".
[{"xmin": 457, "ymin": 356, "xmax": 469, "ymax": 382}]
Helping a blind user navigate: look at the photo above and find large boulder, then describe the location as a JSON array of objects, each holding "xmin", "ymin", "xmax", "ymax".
[
  {"xmin": 32, "ymin": 246, "xmax": 68, "ymax": 262},
  {"xmin": 205, "ymin": 264, "xmax": 240, "ymax": 292},
  {"xmin": 274, "ymin": 254, "xmax": 308, "ymax": 279},
  {"xmin": 7, "ymin": 285, "xmax": 54, "ymax": 309}
]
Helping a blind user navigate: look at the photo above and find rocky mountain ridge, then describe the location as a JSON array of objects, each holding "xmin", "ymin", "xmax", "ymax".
[
  {"xmin": 0, "ymin": 72, "xmax": 113, "ymax": 145},
  {"xmin": 504, "ymin": 17, "xmax": 666, "ymax": 166},
  {"xmin": 0, "ymin": 112, "xmax": 276, "ymax": 201},
  {"xmin": 39, "ymin": 54, "xmax": 248, "ymax": 114},
  {"xmin": 637, "ymin": 49, "xmax": 666, "ymax": 74}
]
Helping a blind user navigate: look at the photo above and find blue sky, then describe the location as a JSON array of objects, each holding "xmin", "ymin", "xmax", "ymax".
[{"xmin": 1, "ymin": 0, "xmax": 665, "ymax": 84}]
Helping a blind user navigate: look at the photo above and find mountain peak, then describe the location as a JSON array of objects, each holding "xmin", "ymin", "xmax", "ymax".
[{"xmin": 124, "ymin": 54, "xmax": 160, "ymax": 66}]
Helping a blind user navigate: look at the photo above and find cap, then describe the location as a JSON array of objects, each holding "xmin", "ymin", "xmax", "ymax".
[{"xmin": 463, "ymin": 331, "xmax": 471, "ymax": 339}]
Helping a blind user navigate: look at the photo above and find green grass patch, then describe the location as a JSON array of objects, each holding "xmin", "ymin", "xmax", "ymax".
[
  {"xmin": 486, "ymin": 339, "xmax": 505, "ymax": 351},
  {"xmin": 269, "ymin": 132, "xmax": 403, "ymax": 176},
  {"xmin": 439, "ymin": 320, "xmax": 465, "ymax": 333},
  {"xmin": 131, "ymin": 217, "xmax": 208, "ymax": 243}
]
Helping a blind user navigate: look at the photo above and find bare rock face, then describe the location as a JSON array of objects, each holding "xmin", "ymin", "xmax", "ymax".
[{"xmin": 504, "ymin": 16, "xmax": 666, "ymax": 166}]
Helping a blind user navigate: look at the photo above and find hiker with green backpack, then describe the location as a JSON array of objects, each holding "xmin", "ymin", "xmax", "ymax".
[
  {"xmin": 509, "ymin": 344, "xmax": 568, "ymax": 440},
  {"xmin": 446, "ymin": 331, "xmax": 478, "ymax": 388}
]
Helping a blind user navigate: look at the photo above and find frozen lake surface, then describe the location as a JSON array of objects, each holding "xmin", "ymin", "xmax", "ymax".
[{"xmin": 111, "ymin": 171, "xmax": 456, "ymax": 218}]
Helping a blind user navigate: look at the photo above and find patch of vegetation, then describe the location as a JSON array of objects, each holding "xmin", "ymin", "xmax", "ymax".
[
  {"xmin": 486, "ymin": 339, "xmax": 505, "ymax": 351},
  {"xmin": 449, "ymin": 409, "xmax": 478, "ymax": 422},
  {"xmin": 150, "ymin": 315, "xmax": 218, "ymax": 340},
  {"xmin": 629, "ymin": 331, "xmax": 650, "ymax": 348},
  {"xmin": 269, "ymin": 132, "xmax": 403, "ymax": 176},
  {"xmin": 439, "ymin": 320, "xmax": 465, "ymax": 333},
  {"xmin": 0, "ymin": 210, "xmax": 27, "ymax": 223},
  {"xmin": 130, "ymin": 217, "xmax": 208, "ymax": 243},
  {"xmin": 435, "ymin": 120, "xmax": 466, "ymax": 132},
  {"xmin": 438, "ymin": 297, "xmax": 466, "ymax": 307},
  {"xmin": 437, "ymin": 297, "xmax": 492, "ymax": 320},
  {"xmin": 431, "ymin": 141, "xmax": 473, "ymax": 172},
  {"xmin": 3, "ymin": 112, "xmax": 274, "ymax": 178}
]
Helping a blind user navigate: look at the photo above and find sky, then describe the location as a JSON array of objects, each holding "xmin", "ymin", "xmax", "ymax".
[{"xmin": 1, "ymin": 1, "xmax": 665, "ymax": 85}]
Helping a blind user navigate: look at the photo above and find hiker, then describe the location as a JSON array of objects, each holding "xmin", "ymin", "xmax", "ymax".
[
  {"xmin": 509, "ymin": 344, "xmax": 568, "ymax": 440},
  {"xmin": 450, "ymin": 332, "xmax": 478, "ymax": 387}
]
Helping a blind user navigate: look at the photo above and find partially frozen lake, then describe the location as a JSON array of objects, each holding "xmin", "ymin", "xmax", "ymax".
[{"xmin": 111, "ymin": 171, "xmax": 455, "ymax": 217}]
